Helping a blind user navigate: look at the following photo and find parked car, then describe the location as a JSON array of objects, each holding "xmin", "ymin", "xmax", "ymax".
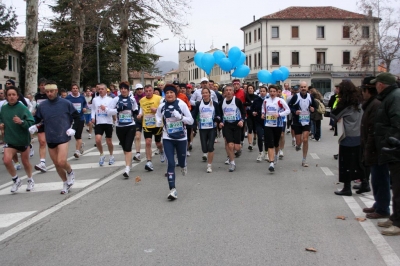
[{"xmin": 323, "ymin": 91, "xmax": 334, "ymax": 107}]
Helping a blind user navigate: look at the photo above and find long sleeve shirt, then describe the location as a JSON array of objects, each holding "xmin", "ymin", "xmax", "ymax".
[{"xmin": 91, "ymin": 95, "xmax": 117, "ymax": 125}]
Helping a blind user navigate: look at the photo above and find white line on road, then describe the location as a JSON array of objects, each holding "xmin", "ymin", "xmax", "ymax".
[
  {"xmin": 310, "ymin": 153, "xmax": 320, "ymax": 159},
  {"xmin": 48, "ymin": 161, "xmax": 126, "ymax": 171},
  {"xmin": 359, "ymin": 195, "xmax": 392, "ymax": 207},
  {"xmin": 320, "ymin": 167, "xmax": 334, "ymax": 176},
  {"xmin": 342, "ymin": 196, "xmax": 400, "ymax": 266},
  {"xmin": 0, "ymin": 212, "xmax": 36, "ymax": 228}
]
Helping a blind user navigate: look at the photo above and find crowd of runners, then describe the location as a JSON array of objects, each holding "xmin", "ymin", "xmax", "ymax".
[{"xmin": 1, "ymin": 74, "xmax": 400, "ymax": 236}]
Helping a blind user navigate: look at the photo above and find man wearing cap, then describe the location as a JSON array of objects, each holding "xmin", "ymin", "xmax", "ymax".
[
  {"xmin": 190, "ymin": 77, "xmax": 218, "ymax": 106},
  {"xmin": 371, "ymin": 72, "xmax": 400, "ymax": 236},
  {"xmin": 29, "ymin": 81, "xmax": 81, "ymax": 194},
  {"xmin": 137, "ymin": 84, "xmax": 164, "ymax": 171}
]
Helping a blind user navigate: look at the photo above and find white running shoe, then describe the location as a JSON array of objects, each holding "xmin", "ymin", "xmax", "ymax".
[
  {"xmin": 67, "ymin": 171, "xmax": 75, "ymax": 186},
  {"xmin": 26, "ymin": 179, "xmax": 35, "ymax": 192},
  {"xmin": 80, "ymin": 142, "xmax": 85, "ymax": 155},
  {"xmin": 224, "ymin": 157, "xmax": 230, "ymax": 165},
  {"xmin": 186, "ymin": 151, "xmax": 191, "ymax": 157},
  {"xmin": 35, "ymin": 162, "xmax": 47, "ymax": 172},
  {"xmin": 11, "ymin": 178, "xmax": 22, "ymax": 193},
  {"xmin": 160, "ymin": 152, "xmax": 166, "ymax": 163},
  {"xmin": 279, "ymin": 150, "xmax": 284, "ymax": 158},
  {"xmin": 99, "ymin": 155, "xmax": 105, "ymax": 166},
  {"xmin": 154, "ymin": 150, "xmax": 159, "ymax": 155},
  {"xmin": 29, "ymin": 147, "xmax": 34, "ymax": 158},
  {"xmin": 207, "ymin": 164, "xmax": 212, "ymax": 173},
  {"xmin": 292, "ymin": 138, "xmax": 296, "ymax": 146},
  {"xmin": 269, "ymin": 162, "xmax": 275, "ymax": 172},
  {"xmin": 181, "ymin": 166, "xmax": 187, "ymax": 176},
  {"xmin": 229, "ymin": 163, "xmax": 236, "ymax": 172},
  {"xmin": 274, "ymin": 155, "xmax": 278, "ymax": 164},
  {"xmin": 74, "ymin": 150, "xmax": 80, "ymax": 159},
  {"xmin": 145, "ymin": 161, "xmax": 154, "ymax": 171},
  {"xmin": 123, "ymin": 166, "xmax": 130, "ymax": 179},
  {"xmin": 257, "ymin": 152, "xmax": 263, "ymax": 162},
  {"xmin": 109, "ymin": 155, "xmax": 115, "ymax": 165},
  {"xmin": 133, "ymin": 153, "xmax": 141, "ymax": 162},
  {"xmin": 202, "ymin": 153, "xmax": 207, "ymax": 162},
  {"xmin": 88, "ymin": 134, "xmax": 92, "ymax": 139},
  {"xmin": 168, "ymin": 188, "xmax": 177, "ymax": 200},
  {"xmin": 61, "ymin": 182, "xmax": 69, "ymax": 194},
  {"xmin": 14, "ymin": 162, "xmax": 22, "ymax": 170},
  {"xmin": 264, "ymin": 153, "xmax": 269, "ymax": 162}
]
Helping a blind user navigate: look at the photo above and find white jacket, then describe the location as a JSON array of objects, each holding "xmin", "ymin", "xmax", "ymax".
[{"xmin": 91, "ymin": 95, "xmax": 117, "ymax": 124}]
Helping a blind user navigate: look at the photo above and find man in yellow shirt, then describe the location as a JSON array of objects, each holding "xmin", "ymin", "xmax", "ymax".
[{"xmin": 137, "ymin": 85, "xmax": 164, "ymax": 171}]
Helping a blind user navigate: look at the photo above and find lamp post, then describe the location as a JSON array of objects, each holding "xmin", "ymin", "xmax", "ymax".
[{"xmin": 141, "ymin": 38, "xmax": 169, "ymax": 85}]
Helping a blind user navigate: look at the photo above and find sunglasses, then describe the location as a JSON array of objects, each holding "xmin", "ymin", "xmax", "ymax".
[
  {"xmin": 6, "ymin": 83, "xmax": 11, "ymax": 85},
  {"xmin": 136, "ymin": 88, "xmax": 143, "ymax": 90}
]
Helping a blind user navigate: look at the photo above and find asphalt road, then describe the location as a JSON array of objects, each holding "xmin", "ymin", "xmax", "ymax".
[{"xmin": 0, "ymin": 121, "xmax": 399, "ymax": 266}]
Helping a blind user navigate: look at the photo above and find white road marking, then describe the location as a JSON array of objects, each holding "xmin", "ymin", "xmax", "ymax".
[
  {"xmin": 310, "ymin": 153, "xmax": 320, "ymax": 159},
  {"xmin": 320, "ymin": 167, "xmax": 334, "ymax": 176},
  {"xmin": 0, "ymin": 179, "xmax": 98, "ymax": 196},
  {"xmin": 48, "ymin": 161, "xmax": 126, "ymax": 171},
  {"xmin": 342, "ymin": 195, "xmax": 400, "ymax": 266},
  {"xmin": 0, "ymin": 212, "xmax": 36, "ymax": 228},
  {"xmin": 83, "ymin": 149, "xmax": 146, "ymax": 157},
  {"xmin": 359, "ymin": 195, "xmax": 392, "ymax": 207}
]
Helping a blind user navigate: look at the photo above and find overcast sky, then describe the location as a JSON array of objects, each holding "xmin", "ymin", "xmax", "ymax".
[{"xmin": 4, "ymin": 0, "xmax": 360, "ymax": 63}]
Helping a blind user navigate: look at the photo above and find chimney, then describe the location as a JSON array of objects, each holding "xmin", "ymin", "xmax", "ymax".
[
  {"xmin": 253, "ymin": 15, "xmax": 255, "ymax": 22},
  {"xmin": 368, "ymin": 9, "xmax": 372, "ymax": 17},
  {"xmin": 222, "ymin": 45, "xmax": 225, "ymax": 53},
  {"xmin": 226, "ymin": 43, "xmax": 229, "ymax": 53}
]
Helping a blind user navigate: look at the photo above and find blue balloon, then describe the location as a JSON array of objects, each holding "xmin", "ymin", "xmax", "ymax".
[
  {"xmin": 219, "ymin": 58, "xmax": 233, "ymax": 72},
  {"xmin": 232, "ymin": 65, "xmax": 250, "ymax": 78},
  {"xmin": 257, "ymin": 70, "xmax": 273, "ymax": 84},
  {"xmin": 279, "ymin": 66, "xmax": 290, "ymax": 80},
  {"xmin": 201, "ymin": 53, "xmax": 215, "ymax": 75},
  {"xmin": 271, "ymin": 69, "xmax": 284, "ymax": 82},
  {"xmin": 233, "ymin": 52, "xmax": 246, "ymax": 68},
  {"xmin": 213, "ymin": 50, "xmax": 226, "ymax": 65},
  {"xmin": 194, "ymin": 52, "xmax": 204, "ymax": 69},
  {"xmin": 228, "ymin": 46, "xmax": 241, "ymax": 66}
]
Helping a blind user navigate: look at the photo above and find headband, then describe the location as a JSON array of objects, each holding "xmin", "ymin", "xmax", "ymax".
[{"xmin": 45, "ymin": 84, "xmax": 58, "ymax": 90}]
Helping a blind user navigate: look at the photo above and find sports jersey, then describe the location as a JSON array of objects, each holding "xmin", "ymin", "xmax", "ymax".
[
  {"xmin": 110, "ymin": 95, "xmax": 138, "ymax": 127},
  {"xmin": 288, "ymin": 92, "xmax": 316, "ymax": 126},
  {"xmin": 139, "ymin": 94, "xmax": 162, "ymax": 128},
  {"xmin": 261, "ymin": 96, "xmax": 290, "ymax": 127},
  {"xmin": 66, "ymin": 94, "xmax": 88, "ymax": 121},
  {"xmin": 91, "ymin": 95, "xmax": 117, "ymax": 125}
]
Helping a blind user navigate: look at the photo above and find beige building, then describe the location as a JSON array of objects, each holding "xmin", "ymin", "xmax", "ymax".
[{"xmin": 1, "ymin": 37, "xmax": 25, "ymax": 90}]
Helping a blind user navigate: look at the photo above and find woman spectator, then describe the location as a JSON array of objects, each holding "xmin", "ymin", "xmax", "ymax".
[
  {"xmin": 310, "ymin": 88, "xmax": 323, "ymax": 141},
  {"xmin": 330, "ymin": 80, "xmax": 365, "ymax": 196}
]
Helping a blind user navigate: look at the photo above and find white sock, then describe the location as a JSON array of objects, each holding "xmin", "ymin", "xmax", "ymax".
[{"xmin": 125, "ymin": 166, "xmax": 130, "ymax": 172}]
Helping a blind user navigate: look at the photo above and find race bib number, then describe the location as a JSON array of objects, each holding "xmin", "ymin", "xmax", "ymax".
[
  {"xmin": 200, "ymin": 113, "xmax": 213, "ymax": 129},
  {"xmin": 73, "ymin": 103, "xmax": 82, "ymax": 113},
  {"xmin": 119, "ymin": 110, "xmax": 132, "ymax": 123},
  {"xmin": 97, "ymin": 107, "xmax": 107, "ymax": 117},
  {"xmin": 166, "ymin": 117, "xmax": 183, "ymax": 134},
  {"xmin": 265, "ymin": 112, "xmax": 277, "ymax": 126},
  {"xmin": 144, "ymin": 114, "xmax": 156, "ymax": 127},
  {"xmin": 36, "ymin": 99, "xmax": 46, "ymax": 106},
  {"xmin": 223, "ymin": 110, "xmax": 236, "ymax": 122},
  {"xmin": 299, "ymin": 111, "xmax": 310, "ymax": 125}
]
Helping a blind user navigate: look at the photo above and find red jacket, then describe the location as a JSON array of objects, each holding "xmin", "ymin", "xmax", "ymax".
[{"xmin": 234, "ymin": 88, "xmax": 246, "ymax": 104}]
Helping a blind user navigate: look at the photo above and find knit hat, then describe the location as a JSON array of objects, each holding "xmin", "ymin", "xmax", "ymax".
[
  {"xmin": 6, "ymin": 79, "xmax": 15, "ymax": 86},
  {"xmin": 164, "ymin": 85, "xmax": 177, "ymax": 95}
]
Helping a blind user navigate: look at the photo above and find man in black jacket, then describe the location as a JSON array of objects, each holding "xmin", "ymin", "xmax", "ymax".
[{"xmin": 371, "ymin": 72, "xmax": 400, "ymax": 236}]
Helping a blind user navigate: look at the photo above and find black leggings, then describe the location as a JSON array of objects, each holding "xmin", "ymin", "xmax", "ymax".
[
  {"xmin": 199, "ymin": 128, "xmax": 216, "ymax": 153},
  {"xmin": 264, "ymin": 126, "xmax": 281, "ymax": 149},
  {"xmin": 116, "ymin": 125, "xmax": 136, "ymax": 152},
  {"xmin": 255, "ymin": 123, "xmax": 264, "ymax": 152}
]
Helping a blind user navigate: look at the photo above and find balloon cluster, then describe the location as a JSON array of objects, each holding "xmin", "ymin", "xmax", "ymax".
[
  {"xmin": 194, "ymin": 46, "xmax": 250, "ymax": 78},
  {"xmin": 257, "ymin": 66, "xmax": 290, "ymax": 84}
]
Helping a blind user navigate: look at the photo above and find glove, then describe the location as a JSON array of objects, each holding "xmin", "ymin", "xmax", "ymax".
[
  {"xmin": 172, "ymin": 110, "xmax": 182, "ymax": 120},
  {"xmin": 29, "ymin": 125, "xmax": 38, "ymax": 134},
  {"xmin": 66, "ymin": 128, "xmax": 76, "ymax": 136}
]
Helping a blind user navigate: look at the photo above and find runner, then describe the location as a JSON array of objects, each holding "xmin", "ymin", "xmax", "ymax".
[
  {"xmin": 276, "ymin": 87, "xmax": 287, "ymax": 158},
  {"xmin": 137, "ymin": 84, "xmax": 164, "ymax": 171},
  {"xmin": 288, "ymin": 81, "xmax": 317, "ymax": 167},
  {"xmin": 219, "ymin": 84, "xmax": 245, "ymax": 172},
  {"xmin": 66, "ymin": 84, "xmax": 88, "ymax": 159},
  {"xmin": 91, "ymin": 83, "xmax": 115, "ymax": 166},
  {"xmin": 250, "ymin": 85, "xmax": 268, "ymax": 162},
  {"xmin": 110, "ymin": 81, "xmax": 138, "ymax": 178},
  {"xmin": 133, "ymin": 84, "xmax": 145, "ymax": 162},
  {"xmin": 0, "ymin": 86, "xmax": 35, "ymax": 193},
  {"xmin": 192, "ymin": 87, "xmax": 221, "ymax": 173},
  {"xmin": 156, "ymin": 84, "xmax": 193, "ymax": 200},
  {"xmin": 261, "ymin": 85, "xmax": 290, "ymax": 172},
  {"xmin": 29, "ymin": 81, "xmax": 80, "ymax": 194},
  {"xmin": 244, "ymin": 84, "xmax": 258, "ymax": 151},
  {"xmin": 84, "ymin": 87, "xmax": 93, "ymax": 139},
  {"xmin": 178, "ymin": 83, "xmax": 192, "ymax": 156}
]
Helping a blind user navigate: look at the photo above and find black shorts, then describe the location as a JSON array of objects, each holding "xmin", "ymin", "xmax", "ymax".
[
  {"xmin": 143, "ymin": 127, "xmax": 163, "ymax": 142},
  {"xmin": 38, "ymin": 125, "xmax": 45, "ymax": 133},
  {"xmin": 292, "ymin": 125, "xmax": 311, "ymax": 135},
  {"xmin": 4, "ymin": 143, "xmax": 28, "ymax": 152},
  {"xmin": 47, "ymin": 141, "xmax": 68, "ymax": 149},
  {"xmin": 95, "ymin": 124, "xmax": 113, "ymax": 138},
  {"xmin": 264, "ymin": 126, "xmax": 282, "ymax": 148},
  {"xmin": 136, "ymin": 123, "xmax": 143, "ymax": 133},
  {"xmin": 247, "ymin": 116, "xmax": 255, "ymax": 134},
  {"xmin": 116, "ymin": 125, "xmax": 136, "ymax": 152},
  {"xmin": 223, "ymin": 122, "xmax": 241, "ymax": 144},
  {"xmin": 74, "ymin": 120, "xmax": 85, "ymax": 140}
]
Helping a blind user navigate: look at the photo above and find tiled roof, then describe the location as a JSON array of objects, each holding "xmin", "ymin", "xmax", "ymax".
[
  {"xmin": 129, "ymin": 70, "xmax": 155, "ymax": 79},
  {"xmin": 262, "ymin": 6, "xmax": 370, "ymax": 20},
  {"xmin": 3, "ymin": 37, "xmax": 25, "ymax": 53},
  {"xmin": 165, "ymin": 69, "xmax": 179, "ymax": 74}
]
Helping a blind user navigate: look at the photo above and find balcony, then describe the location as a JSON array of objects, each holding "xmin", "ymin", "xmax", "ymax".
[{"xmin": 311, "ymin": 64, "xmax": 333, "ymax": 73}]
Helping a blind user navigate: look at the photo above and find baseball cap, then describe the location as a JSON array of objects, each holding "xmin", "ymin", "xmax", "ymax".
[
  {"xmin": 292, "ymin": 85, "xmax": 299, "ymax": 91},
  {"xmin": 135, "ymin": 84, "xmax": 143, "ymax": 89},
  {"xmin": 200, "ymin": 77, "xmax": 209, "ymax": 83},
  {"xmin": 186, "ymin": 84, "xmax": 193, "ymax": 89},
  {"xmin": 172, "ymin": 80, "xmax": 180, "ymax": 85},
  {"xmin": 370, "ymin": 72, "xmax": 396, "ymax": 85},
  {"xmin": 362, "ymin": 76, "xmax": 376, "ymax": 87}
]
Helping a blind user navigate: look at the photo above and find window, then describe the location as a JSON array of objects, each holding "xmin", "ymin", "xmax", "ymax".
[
  {"xmin": 292, "ymin": 52, "xmax": 299, "ymax": 65},
  {"xmin": 8, "ymin": 55, "xmax": 12, "ymax": 71},
  {"xmin": 317, "ymin": 52, "xmax": 325, "ymax": 64},
  {"xmin": 245, "ymin": 33, "xmax": 248, "ymax": 45},
  {"xmin": 272, "ymin": 52, "xmax": 279, "ymax": 65},
  {"xmin": 291, "ymin": 26, "xmax": 299, "ymax": 38},
  {"xmin": 343, "ymin": 26, "xmax": 350, "ymax": 38},
  {"xmin": 362, "ymin": 52, "xmax": 370, "ymax": 65},
  {"xmin": 17, "ymin": 58, "xmax": 20, "ymax": 73},
  {"xmin": 362, "ymin": 26, "xmax": 370, "ymax": 38},
  {"xmin": 258, "ymin": 52, "xmax": 261, "ymax": 67},
  {"xmin": 258, "ymin": 28, "xmax": 261, "ymax": 40},
  {"xmin": 317, "ymin": 26, "xmax": 325, "ymax": 38},
  {"xmin": 246, "ymin": 56, "xmax": 248, "ymax": 66},
  {"xmin": 254, "ymin": 30, "xmax": 256, "ymax": 42},
  {"xmin": 272, "ymin": 26, "xmax": 279, "ymax": 38},
  {"xmin": 343, "ymin": 51, "xmax": 350, "ymax": 65},
  {"xmin": 249, "ymin": 55, "xmax": 252, "ymax": 69},
  {"xmin": 254, "ymin": 53, "xmax": 257, "ymax": 68},
  {"xmin": 249, "ymin": 32, "xmax": 252, "ymax": 44}
]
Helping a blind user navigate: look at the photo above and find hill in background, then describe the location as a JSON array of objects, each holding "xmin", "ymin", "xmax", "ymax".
[{"xmin": 156, "ymin": 61, "xmax": 178, "ymax": 75}]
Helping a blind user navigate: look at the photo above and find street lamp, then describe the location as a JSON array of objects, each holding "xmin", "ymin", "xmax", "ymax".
[{"xmin": 141, "ymin": 38, "xmax": 169, "ymax": 85}]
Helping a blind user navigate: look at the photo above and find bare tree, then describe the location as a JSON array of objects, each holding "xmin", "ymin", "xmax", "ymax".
[
  {"xmin": 25, "ymin": 0, "xmax": 39, "ymax": 95},
  {"xmin": 347, "ymin": 0, "xmax": 400, "ymax": 73}
]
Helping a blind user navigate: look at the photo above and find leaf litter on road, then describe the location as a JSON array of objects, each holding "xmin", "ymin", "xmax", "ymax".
[
  {"xmin": 305, "ymin": 247, "xmax": 317, "ymax": 252},
  {"xmin": 336, "ymin": 215, "xmax": 346, "ymax": 220},
  {"xmin": 355, "ymin": 217, "xmax": 366, "ymax": 222}
]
